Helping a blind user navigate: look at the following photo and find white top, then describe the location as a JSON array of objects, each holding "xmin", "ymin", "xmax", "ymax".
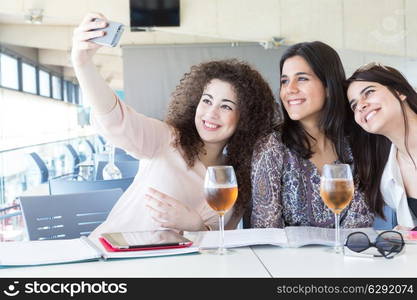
[
  {"xmin": 380, "ymin": 144, "xmax": 417, "ymax": 227},
  {"xmin": 89, "ymin": 100, "xmax": 233, "ymax": 241}
]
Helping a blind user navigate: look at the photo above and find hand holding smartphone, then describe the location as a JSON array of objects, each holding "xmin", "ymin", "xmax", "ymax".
[{"xmin": 89, "ymin": 18, "xmax": 124, "ymax": 47}]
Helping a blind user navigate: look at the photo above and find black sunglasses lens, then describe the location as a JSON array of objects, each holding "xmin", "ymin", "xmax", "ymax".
[
  {"xmin": 346, "ymin": 232, "xmax": 370, "ymax": 252},
  {"xmin": 376, "ymin": 232, "xmax": 404, "ymax": 254}
]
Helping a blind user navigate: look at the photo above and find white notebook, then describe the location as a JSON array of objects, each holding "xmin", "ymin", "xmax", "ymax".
[{"xmin": 0, "ymin": 236, "xmax": 198, "ymax": 267}]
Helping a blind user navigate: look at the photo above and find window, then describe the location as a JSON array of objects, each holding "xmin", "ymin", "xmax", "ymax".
[
  {"xmin": 78, "ymin": 88, "xmax": 84, "ymax": 106},
  {"xmin": 39, "ymin": 69, "xmax": 51, "ymax": 97},
  {"xmin": 52, "ymin": 75, "xmax": 62, "ymax": 100},
  {"xmin": 21, "ymin": 63, "xmax": 37, "ymax": 94},
  {"xmin": 0, "ymin": 53, "xmax": 19, "ymax": 89},
  {"xmin": 63, "ymin": 80, "xmax": 68, "ymax": 102},
  {"xmin": 67, "ymin": 81, "xmax": 74, "ymax": 103},
  {"xmin": 73, "ymin": 85, "xmax": 79, "ymax": 105},
  {"xmin": 0, "ymin": 48, "xmax": 80, "ymax": 104}
]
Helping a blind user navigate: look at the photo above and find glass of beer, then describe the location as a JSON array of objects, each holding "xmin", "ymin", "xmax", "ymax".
[
  {"xmin": 320, "ymin": 164, "xmax": 354, "ymax": 254},
  {"xmin": 204, "ymin": 166, "xmax": 238, "ymax": 255}
]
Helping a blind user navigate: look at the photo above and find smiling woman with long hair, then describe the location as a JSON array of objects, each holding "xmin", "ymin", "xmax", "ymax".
[
  {"xmin": 251, "ymin": 41, "xmax": 373, "ymax": 229},
  {"xmin": 346, "ymin": 63, "xmax": 417, "ymax": 228}
]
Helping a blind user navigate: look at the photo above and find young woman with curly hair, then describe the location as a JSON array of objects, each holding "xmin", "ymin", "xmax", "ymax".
[
  {"xmin": 71, "ymin": 13, "xmax": 277, "ymax": 239},
  {"xmin": 251, "ymin": 41, "xmax": 374, "ymax": 229}
]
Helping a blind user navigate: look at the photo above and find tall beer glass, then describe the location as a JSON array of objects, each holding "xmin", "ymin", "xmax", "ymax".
[
  {"xmin": 320, "ymin": 164, "xmax": 354, "ymax": 253},
  {"xmin": 204, "ymin": 166, "xmax": 238, "ymax": 255}
]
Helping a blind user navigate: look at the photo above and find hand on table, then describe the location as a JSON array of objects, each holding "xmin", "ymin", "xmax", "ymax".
[
  {"xmin": 393, "ymin": 225, "xmax": 414, "ymax": 231},
  {"xmin": 145, "ymin": 187, "xmax": 206, "ymax": 232}
]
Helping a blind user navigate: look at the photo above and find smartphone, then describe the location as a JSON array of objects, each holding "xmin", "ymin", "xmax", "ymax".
[
  {"xmin": 101, "ymin": 230, "xmax": 193, "ymax": 250},
  {"xmin": 89, "ymin": 19, "xmax": 124, "ymax": 47}
]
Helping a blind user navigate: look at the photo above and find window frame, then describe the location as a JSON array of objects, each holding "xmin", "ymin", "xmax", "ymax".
[
  {"xmin": 0, "ymin": 52, "xmax": 20, "ymax": 90},
  {"xmin": 0, "ymin": 46, "xmax": 81, "ymax": 105},
  {"xmin": 51, "ymin": 74, "xmax": 63, "ymax": 100},
  {"xmin": 21, "ymin": 61, "xmax": 38, "ymax": 95}
]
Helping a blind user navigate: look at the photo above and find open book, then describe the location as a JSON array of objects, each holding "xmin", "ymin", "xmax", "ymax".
[
  {"xmin": 0, "ymin": 236, "xmax": 198, "ymax": 267},
  {"xmin": 196, "ymin": 227, "xmax": 378, "ymax": 249}
]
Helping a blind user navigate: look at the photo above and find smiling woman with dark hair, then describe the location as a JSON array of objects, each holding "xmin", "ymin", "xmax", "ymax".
[
  {"xmin": 346, "ymin": 63, "xmax": 417, "ymax": 229},
  {"xmin": 251, "ymin": 41, "xmax": 373, "ymax": 229}
]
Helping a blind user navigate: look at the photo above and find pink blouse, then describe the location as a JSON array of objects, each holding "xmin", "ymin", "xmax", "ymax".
[{"xmin": 89, "ymin": 99, "xmax": 233, "ymax": 241}]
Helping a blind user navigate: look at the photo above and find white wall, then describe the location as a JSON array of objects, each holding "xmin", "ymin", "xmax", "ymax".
[
  {"xmin": 339, "ymin": 49, "xmax": 417, "ymax": 87},
  {"xmin": 122, "ymin": 43, "xmax": 285, "ymax": 120}
]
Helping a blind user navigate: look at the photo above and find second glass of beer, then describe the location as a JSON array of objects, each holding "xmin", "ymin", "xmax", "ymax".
[
  {"xmin": 320, "ymin": 164, "xmax": 354, "ymax": 254},
  {"xmin": 204, "ymin": 166, "xmax": 238, "ymax": 255}
]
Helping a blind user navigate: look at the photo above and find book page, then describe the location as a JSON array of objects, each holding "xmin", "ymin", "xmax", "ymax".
[
  {"xmin": 197, "ymin": 228, "xmax": 289, "ymax": 249},
  {"xmin": 285, "ymin": 226, "xmax": 378, "ymax": 248},
  {"xmin": 0, "ymin": 238, "xmax": 100, "ymax": 266}
]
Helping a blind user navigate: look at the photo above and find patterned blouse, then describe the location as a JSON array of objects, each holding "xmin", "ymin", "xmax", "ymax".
[{"xmin": 250, "ymin": 131, "xmax": 374, "ymax": 228}]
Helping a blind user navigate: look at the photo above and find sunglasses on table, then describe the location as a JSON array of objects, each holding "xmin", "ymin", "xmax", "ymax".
[{"xmin": 344, "ymin": 231, "xmax": 405, "ymax": 259}]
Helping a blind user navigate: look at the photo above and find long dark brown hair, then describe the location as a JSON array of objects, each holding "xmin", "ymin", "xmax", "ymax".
[
  {"xmin": 346, "ymin": 63, "xmax": 417, "ymax": 218},
  {"xmin": 165, "ymin": 59, "xmax": 278, "ymax": 218},
  {"xmin": 279, "ymin": 41, "xmax": 353, "ymax": 163}
]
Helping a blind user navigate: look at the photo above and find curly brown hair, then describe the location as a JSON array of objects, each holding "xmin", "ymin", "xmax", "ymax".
[{"xmin": 165, "ymin": 59, "xmax": 278, "ymax": 219}]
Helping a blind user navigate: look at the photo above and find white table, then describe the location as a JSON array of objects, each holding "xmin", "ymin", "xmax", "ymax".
[
  {"xmin": 1, "ymin": 243, "xmax": 416, "ymax": 278},
  {"xmin": 0, "ymin": 247, "xmax": 270, "ymax": 278},
  {"xmin": 251, "ymin": 243, "xmax": 417, "ymax": 277}
]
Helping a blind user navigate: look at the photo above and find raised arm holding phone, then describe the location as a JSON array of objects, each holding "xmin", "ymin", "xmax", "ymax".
[
  {"xmin": 71, "ymin": 13, "xmax": 116, "ymax": 114},
  {"xmin": 71, "ymin": 13, "xmax": 278, "ymax": 240}
]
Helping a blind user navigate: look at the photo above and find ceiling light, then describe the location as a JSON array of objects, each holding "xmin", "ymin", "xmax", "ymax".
[{"xmin": 24, "ymin": 9, "xmax": 43, "ymax": 24}]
